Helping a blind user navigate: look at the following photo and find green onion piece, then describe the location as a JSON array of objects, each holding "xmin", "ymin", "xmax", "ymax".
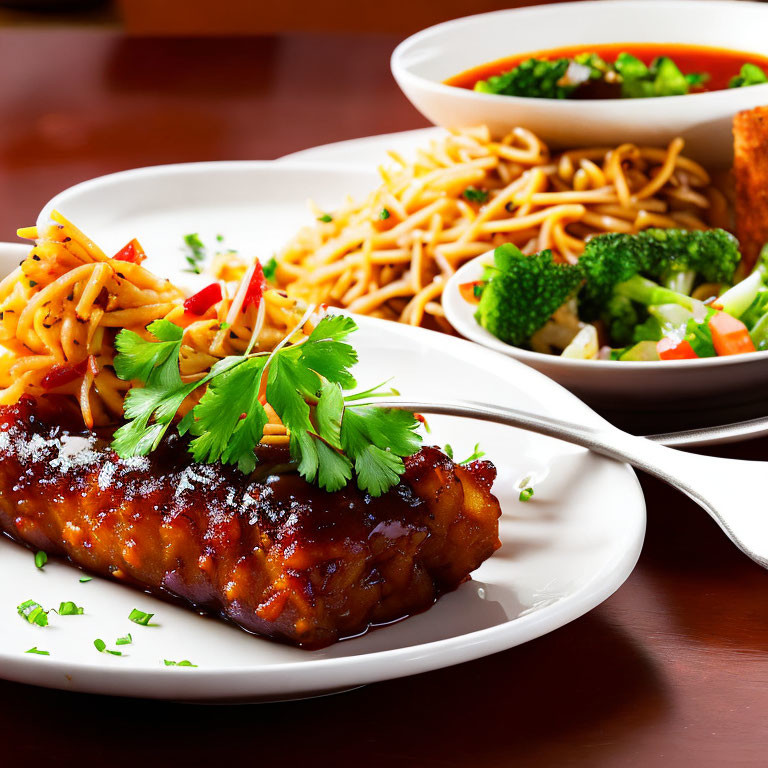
[
  {"xmin": 17, "ymin": 599, "xmax": 48, "ymax": 627},
  {"xmin": 25, "ymin": 647, "xmax": 50, "ymax": 655},
  {"xmin": 164, "ymin": 659, "xmax": 198, "ymax": 667},
  {"xmin": 128, "ymin": 608, "xmax": 154, "ymax": 626},
  {"xmin": 379, "ymin": 208, "xmax": 391, "ymax": 220},
  {"xmin": 463, "ymin": 186, "xmax": 489, "ymax": 203},
  {"xmin": 215, "ymin": 233, "xmax": 224, "ymax": 242},
  {"xmin": 34, "ymin": 550, "xmax": 47, "ymax": 569},
  {"xmin": 262, "ymin": 256, "xmax": 278, "ymax": 282},
  {"xmin": 444, "ymin": 443, "xmax": 454, "ymax": 460},
  {"xmin": 519, "ymin": 487, "xmax": 534, "ymax": 502},
  {"xmin": 58, "ymin": 601, "xmax": 84, "ymax": 616},
  {"xmin": 79, "ymin": 576, "xmax": 92, "ymax": 583},
  {"xmin": 317, "ymin": 214, "xmax": 333, "ymax": 223},
  {"xmin": 94, "ymin": 638, "xmax": 122, "ymax": 656},
  {"xmin": 116, "ymin": 633, "xmax": 133, "ymax": 646}
]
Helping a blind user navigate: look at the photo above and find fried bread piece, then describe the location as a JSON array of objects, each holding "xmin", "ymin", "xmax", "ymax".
[
  {"xmin": 734, "ymin": 106, "xmax": 768, "ymax": 271},
  {"xmin": 0, "ymin": 397, "xmax": 501, "ymax": 648}
]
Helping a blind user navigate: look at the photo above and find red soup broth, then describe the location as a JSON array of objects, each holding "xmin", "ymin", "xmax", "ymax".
[{"xmin": 446, "ymin": 43, "xmax": 768, "ymax": 95}]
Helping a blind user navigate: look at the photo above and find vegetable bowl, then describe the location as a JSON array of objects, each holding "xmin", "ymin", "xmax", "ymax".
[
  {"xmin": 391, "ymin": 0, "xmax": 768, "ymax": 166},
  {"xmin": 442, "ymin": 235, "xmax": 768, "ymax": 409}
]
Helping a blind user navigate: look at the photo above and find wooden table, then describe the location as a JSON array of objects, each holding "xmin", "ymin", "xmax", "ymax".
[{"xmin": 3, "ymin": 29, "xmax": 768, "ymax": 767}]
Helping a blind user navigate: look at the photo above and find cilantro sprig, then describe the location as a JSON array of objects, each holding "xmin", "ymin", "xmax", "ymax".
[{"xmin": 111, "ymin": 314, "xmax": 422, "ymax": 496}]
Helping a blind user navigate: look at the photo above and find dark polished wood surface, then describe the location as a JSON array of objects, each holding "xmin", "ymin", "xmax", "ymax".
[{"xmin": 3, "ymin": 29, "xmax": 768, "ymax": 767}]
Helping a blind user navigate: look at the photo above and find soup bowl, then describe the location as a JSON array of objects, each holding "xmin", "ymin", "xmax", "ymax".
[
  {"xmin": 391, "ymin": 0, "xmax": 768, "ymax": 167},
  {"xmin": 442, "ymin": 251, "xmax": 768, "ymax": 410}
]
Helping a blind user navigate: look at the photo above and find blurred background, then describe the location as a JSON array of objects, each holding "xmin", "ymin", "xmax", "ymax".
[
  {"xmin": 0, "ymin": 0, "xmax": 563, "ymax": 35},
  {"xmin": 0, "ymin": 0, "xmax": 760, "ymax": 241}
]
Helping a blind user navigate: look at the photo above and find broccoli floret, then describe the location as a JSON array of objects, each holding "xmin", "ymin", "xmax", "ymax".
[
  {"xmin": 474, "ymin": 244, "xmax": 583, "ymax": 347},
  {"xmin": 729, "ymin": 63, "xmax": 768, "ymax": 89},
  {"xmin": 603, "ymin": 294, "xmax": 640, "ymax": 347},
  {"xmin": 632, "ymin": 314, "xmax": 663, "ymax": 343},
  {"xmin": 578, "ymin": 228, "xmax": 740, "ymax": 320},
  {"xmin": 474, "ymin": 58, "xmax": 575, "ymax": 99}
]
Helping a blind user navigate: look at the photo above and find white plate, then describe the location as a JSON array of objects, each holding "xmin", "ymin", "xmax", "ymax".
[
  {"xmin": 443, "ymin": 253, "xmax": 768, "ymax": 408},
  {"xmin": 38, "ymin": 161, "xmax": 380, "ymax": 295},
  {"xmin": 391, "ymin": 0, "xmax": 768, "ymax": 167},
  {"xmin": 0, "ymin": 168, "xmax": 645, "ymax": 701},
  {"xmin": 282, "ymin": 134, "xmax": 768, "ymax": 445}
]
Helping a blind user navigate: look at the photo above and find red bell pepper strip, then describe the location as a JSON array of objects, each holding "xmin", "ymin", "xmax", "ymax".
[
  {"xmin": 708, "ymin": 312, "xmax": 756, "ymax": 356},
  {"xmin": 243, "ymin": 262, "xmax": 266, "ymax": 310},
  {"xmin": 183, "ymin": 283, "xmax": 222, "ymax": 316},
  {"xmin": 657, "ymin": 337, "xmax": 698, "ymax": 360},
  {"xmin": 41, "ymin": 360, "xmax": 88, "ymax": 390},
  {"xmin": 113, "ymin": 239, "xmax": 147, "ymax": 265}
]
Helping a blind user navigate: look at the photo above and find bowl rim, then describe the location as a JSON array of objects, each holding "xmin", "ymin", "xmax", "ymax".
[
  {"xmin": 444, "ymin": 252, "xmax": 768, "ymax": 373},
  {"xmin": 391, "ymin": 0, "xmax": 768, "ymax": 108}
]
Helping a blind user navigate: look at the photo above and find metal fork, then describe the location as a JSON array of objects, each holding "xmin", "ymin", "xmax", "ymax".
[{"xmin": 378, "ymin": 399, "xmax": 768, "ymax": 569}]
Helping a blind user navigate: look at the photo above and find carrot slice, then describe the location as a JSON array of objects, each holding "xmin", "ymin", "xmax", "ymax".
[
  {"xmin": 459, "ymin": 281, "xmax": 484, "ymax": 305},
  {"xmin": 708, "ymin": 312, "xmax": 756, "ymax": 356},
  {"xmin": 657, "ymin": 337, "xmax": 698, "ymax": 360}
]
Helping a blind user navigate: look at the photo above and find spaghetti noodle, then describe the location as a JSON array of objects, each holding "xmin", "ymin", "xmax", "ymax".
[
  {"xmin": 0, "ymin": 212, "xmax": 308, "ymax": 442},
  {"xmin": 275, "ymin": 127, "xmax": 727, "ymax": 330}
]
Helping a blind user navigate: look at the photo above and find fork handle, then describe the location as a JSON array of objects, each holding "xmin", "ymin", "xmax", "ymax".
[{"xmin": 376, "ymin": 399, "xmax": 768, "ymax": 568}]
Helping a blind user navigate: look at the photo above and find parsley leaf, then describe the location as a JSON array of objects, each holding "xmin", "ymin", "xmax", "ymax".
[
  {"xmin": 112, "ymin": 320, "xmax": 217, "ymax": 459},
  {"xmin": 463, "ymin": 186, "xmax": 489, "ymax": 203},
  {"xmin": 262, "ymin": 257, "xmax": 278, "ymax": 282},
  {"xmin": 186, "ymin": 357, "xmax": 268, "ymax": 473},
  {"xmin": 182, "ymin": 233, "xmax": 206, "ymax": 274},
  {"xmin": 112, "ymin": 313, "xmax": 422, "ymax": 497}
]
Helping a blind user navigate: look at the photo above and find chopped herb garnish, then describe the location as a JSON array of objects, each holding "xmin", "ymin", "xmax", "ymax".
[
  {"xmin": 262, "ymin": 257, "xmax": 278, "ymax": 282},
  {"xmin": 164, "ymin": 659, "xmax": 198, "ymax": 667},
  {"xmin": 116, "ymin": 633, "xmax": 133, "ymax": 646},
  {"xmin": 519, "ymin": 487, "xmax": 534, "ymax": 502},
  {"xmin": 458, "ymin": 443, "xmax": 486, "ymax": 464},
  {"xmin": 128, "ymin": 608, "xmax": 154, "ymax": 626},
  {"xmin": 17, "ymin": 600, "xmax": 48, "ymax": 627},
  {"xmin": 216, "ymin": 233, "xmax": 224, "ymax": 243},
  {"xmin": 111, "ymin": 315, "xmax": 422, "ymax": 496},
  {"xmin": 94, "ymin": 638, "xmax": 122, "ymax": 656},
  {"xmin": 57, "ymin": 601, "xmax": 84, "ymax": 616},
  {"xmin": 444, "ymin": 443, "xmax": 454, "ymax": 460},
  {"xmin": 463, "ymin": 186, "xmax": 489, "ymax": 203},
  {"xmin": 25, "ymin": 647, "xmax": 50, "ymax": 655},
  {"xmin": 182, "ymin": 233, "xmax": 207, "ymax": 274},
  {"xmin": 218, "ymin": 321, "xmax": 231, "ymax": 331},
  {"xmin": 34, "ymin": 550, "xmax": 47, "ymax": 569},
  {"xmin": 317, "ymin": 214, "xmax": 333, "ymax": 223},
  {"xmin": 28, "ymin": 280, "xmax": 38, "ymax": 288},
  {"xmin": 79, "ymin": 576, "xmax": 92, "ymax": 583},
  {"xmin": 379, "ymin": 208, "xmax": 391, "ymax": 220}
]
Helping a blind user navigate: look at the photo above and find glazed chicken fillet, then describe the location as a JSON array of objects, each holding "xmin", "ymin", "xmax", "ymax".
[{"xmin": 0, "ymin": 397, "xmax": 501, "ymax": 648}]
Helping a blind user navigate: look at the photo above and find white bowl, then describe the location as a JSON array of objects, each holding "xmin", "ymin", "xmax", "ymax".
[
  {"xmin": 391, "ymin": 0, "xmax": 768, "ymax": 166},
  {"xmin": 443, "ymin": 252, "xmax": 768, "ymax": 409}
]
